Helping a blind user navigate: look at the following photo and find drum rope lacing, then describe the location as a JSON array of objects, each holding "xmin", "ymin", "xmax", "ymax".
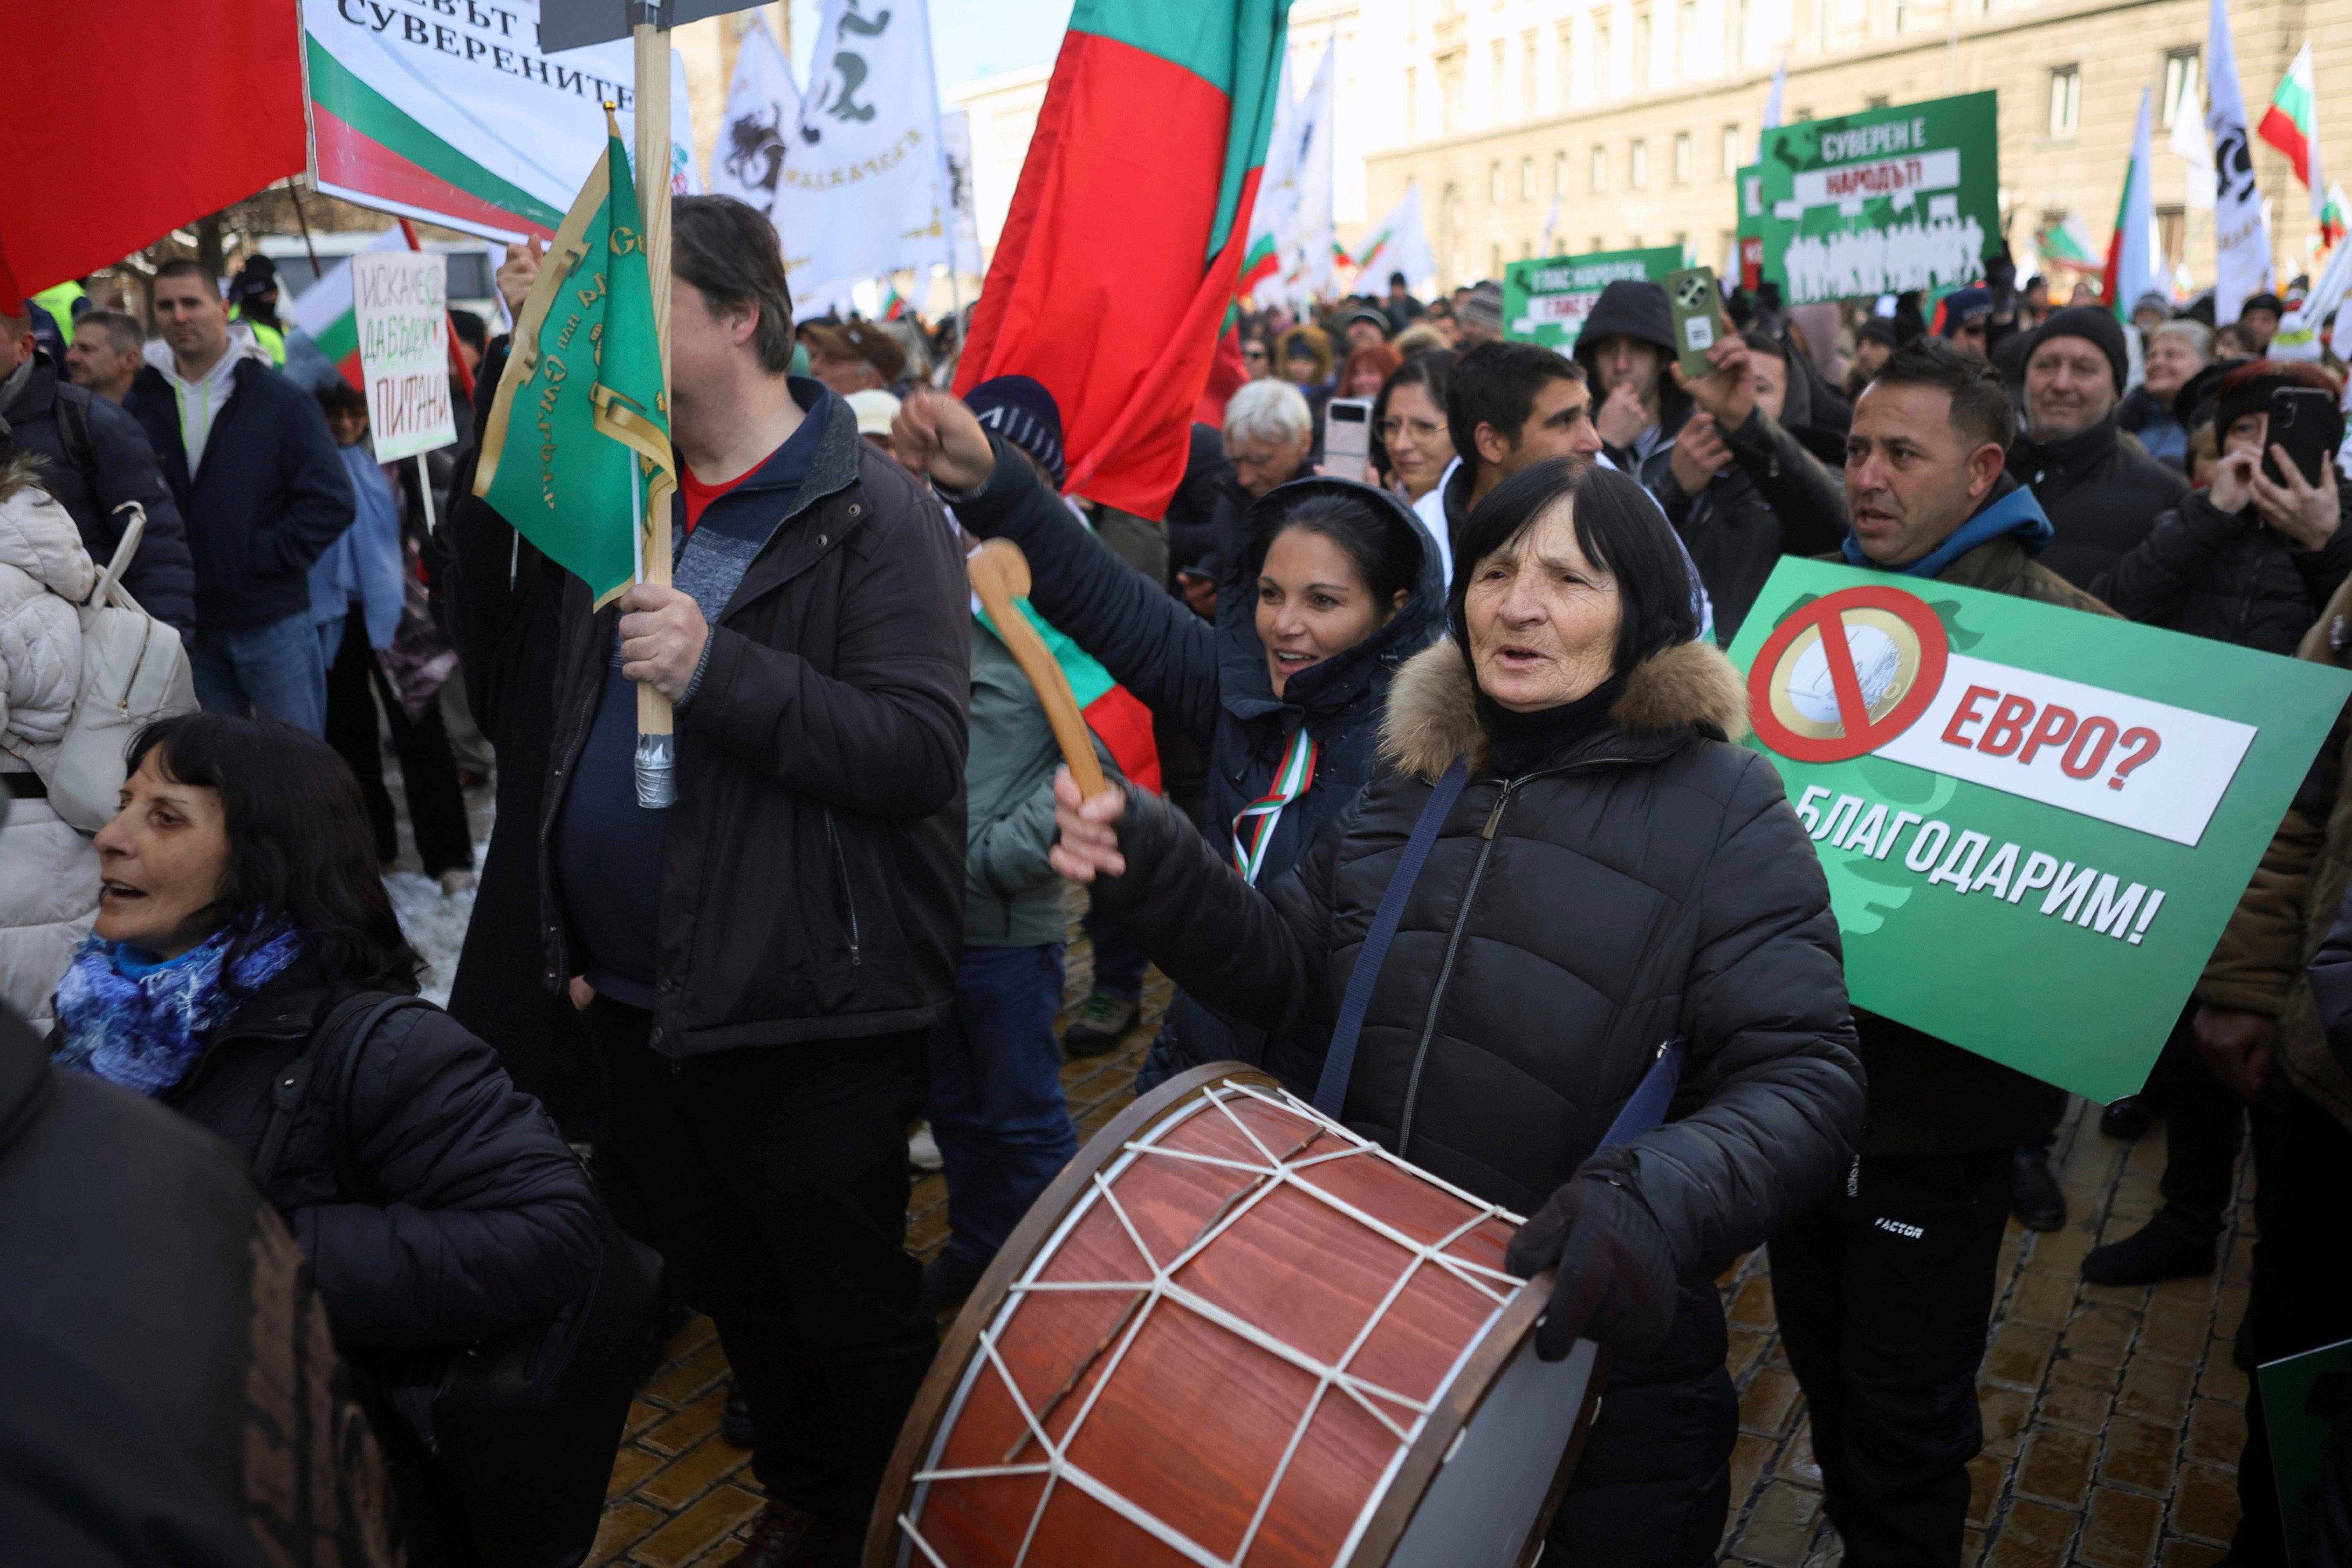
[{"xmin": 898, "ymin": 1078, "xmax": 1531, "ymax": 1568}]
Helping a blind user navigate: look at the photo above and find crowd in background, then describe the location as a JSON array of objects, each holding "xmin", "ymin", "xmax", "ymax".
[{"xmin": 7, "ymin": 213, "xmax": 2352, "ymax": 1568}]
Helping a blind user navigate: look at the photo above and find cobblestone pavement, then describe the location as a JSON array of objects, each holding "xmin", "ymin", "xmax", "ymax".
[{"xmin": 587, "ymin": 896, "xmax": 2254, "ymax": 1567}]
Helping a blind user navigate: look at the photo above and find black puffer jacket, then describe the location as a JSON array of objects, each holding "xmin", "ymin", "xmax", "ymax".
[
  {"xmin": 160, "ymin": 965, "xmax": 602, "ymax": 1350},
  {"xmin": 2094, "ymin": 484, "xmax": 2352, "ymax": 657},
  {"xmin": 2007, "ymin": 416, "xmax": 2189, "ymax": 591},
  {"xmin": 1092, "ymin": 635, "xmax": 1866, "ymax": 1233},
  {"xmin": 949, "ymin": 441, "xmax": 1447, "ymax": 1084},
  {"xmin": 0, "ymin": 352, "xmax": 196, "ymax": 634}
]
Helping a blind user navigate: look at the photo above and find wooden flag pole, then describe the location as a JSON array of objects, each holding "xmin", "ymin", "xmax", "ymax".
[
  {"xmin": 633, "ymin": 4, "xmax": 679, "ymax": 808},
  {"xmin": 967, "ymin": 540, "xmax": 1108, "ymax": 799}
]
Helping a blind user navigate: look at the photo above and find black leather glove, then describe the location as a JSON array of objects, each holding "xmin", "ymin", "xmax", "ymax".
[
  {"xmin": 1985, "ymin": 246, "xmax": 2019, "ymax": 319},
  {"xmin": 1503, "ymin": 1171, "xmax": 1680, "ymax": 1363}
]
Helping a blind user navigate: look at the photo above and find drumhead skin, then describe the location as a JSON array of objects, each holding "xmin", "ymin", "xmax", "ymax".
[{"xmin": 865, "ymin": 1064, "xmax": 1605, "ymax": 1568}]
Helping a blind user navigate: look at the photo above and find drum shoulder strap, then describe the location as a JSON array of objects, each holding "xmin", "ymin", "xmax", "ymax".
[{"xmin": 1311, "ymin": 757, "xmax": 1469, "ymax": 1120}]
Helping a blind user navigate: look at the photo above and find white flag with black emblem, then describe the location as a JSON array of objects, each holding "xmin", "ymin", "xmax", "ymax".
[
  {"xmin": 2203, "ymin": 0, "xmax": 2276, "ymax": 324},
  {"xmin": 710, "ymin": 17, "xmax": 799, "ymax": 217},
  {"xmin": 773, "ymin": 0, "xmax": 951, "ymax": 302}
]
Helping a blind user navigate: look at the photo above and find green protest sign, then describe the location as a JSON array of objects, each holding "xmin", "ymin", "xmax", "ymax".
[
  {"xmin": 2258, "ymin": 1336, "xmax": 2352, "ymax": 1565},
  {"xmin": 1725, "ymin": 558, "xmax": 2352, "ymax": 1103},
  {"xmin": 1758, "ymin": 90, "xmax": 1999, "ymax": 306},
  {"xmin": 1736, "ymin": 164, "xmax": 1765, "ymax": 289},
  {"xmin": 1502, "ymin": 247, "xmax": 1684, "ymax": 351}
]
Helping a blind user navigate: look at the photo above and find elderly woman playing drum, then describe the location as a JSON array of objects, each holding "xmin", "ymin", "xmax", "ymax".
[{"xmin": 1050, "ymin": 459, "xmax": 1866, "ymax": 1566}]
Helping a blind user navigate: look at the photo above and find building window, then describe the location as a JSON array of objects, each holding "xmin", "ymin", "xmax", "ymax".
[
  {"xmin": 1592, "ymin": 144, "xmax": 1608, "ymax": 192},
  {"xmin": 1406, "ymin": 67, "xmax": 1419, "ymax": 136},
  {"xmin": 1633, "ymin": 8, "xmax": 1653, "ymax": 88},
  {"xmin": 1591, "ymin": 235, "xmax": 1607, "ymax": 252},
  {"xmin": 1521, "ymin": 239, "xmax": 1536, "ymax": 260},
  {"xmin": 1491, "ymin": 160, "xmax": 1506, "ymax": 205},
  {"xmin": 1441, "ymin": 51, "xmax": 1466, "ymax": 134},
  {"xmin": 1522, "ymin": 156, "xmax": 1537, "ymax": 200},
  {"xmin": 1491, "ymin": 242, "xmax": 1504, "ymax": 277},
  {"xmin": 1866, "ymin": 94, "xmax": 1890, "ymax": 108},
  {"xmin": 1555, "ymin": 150, "xmax": 1570, "ymax": 193},
  {"xmin": 1557, "ymin": 22, "xmax": 1575, "ymax": 105},
  {"xmin": 2048, "ymin": 65, "xmax": 2081, "ymax": 137},
  {"xmin": 1595, "ymin": 19, "xmax": 1613, "ymax": 94},
  {"xmin": 1731, "ymin": 0, "xmax": 1749, "ymax": 67},
  {"xmin": 1893, "ymin": 0, "xmax": 1906, "ymax": 31},
  {"xmin": 1631, "ymin": 138, "xmax": 1650, "ymax": 187},
  {"xmin": 1523, "ymin": 30, "xmax": 1539, "ymax": 114},
  {"xmin": 1674, "ymin": 132, "xmax": 1693, "ymax": 182},
  {"xmin": 1491, "ymin": 39, "xmax": 1507, "ymax": 111},
  {"xmin": 1722, "ymin": 123, "xmax": 1743, "ymax": 176},
  {"xmin": 2162, "ymin": 48, "xmax": 2201, "ymax": 130},
  {"xmin": 1679, "ymin": 0, "xmax": 1699, "ymax": 77},
  {"xmin": 2157, "ymin": 204, "xmax": 2186, "ymax": 266}
]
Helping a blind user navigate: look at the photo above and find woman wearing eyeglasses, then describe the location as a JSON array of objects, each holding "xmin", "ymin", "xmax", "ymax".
[{"xmin": 1372, "ymin": 353, "xmax": 1460, "ymax": 580}]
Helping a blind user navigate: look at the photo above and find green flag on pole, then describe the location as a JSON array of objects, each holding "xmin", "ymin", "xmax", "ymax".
[{"xmin": 475, "ymin": 112, "xmax": 676, "ymax": 609}]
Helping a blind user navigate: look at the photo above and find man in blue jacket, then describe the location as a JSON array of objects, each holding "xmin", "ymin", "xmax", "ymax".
[{"xmin": 126, "ymin": 260, "xmax": 353, "ymax": 734}]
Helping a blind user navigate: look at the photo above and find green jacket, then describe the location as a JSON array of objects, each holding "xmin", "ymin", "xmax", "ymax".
[
  {"xmin": 1824, "ymin": 522, "xmax": 2118, "ymax": 1155},
  {"xmin": 964, "ymin": 620, "xmax": 1119, "ymax": 948}
]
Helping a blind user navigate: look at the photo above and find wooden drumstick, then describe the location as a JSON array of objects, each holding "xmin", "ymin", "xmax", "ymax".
[{"xmin": 967, "ymin": 539, "xmax": 1110, "ymax": 799}]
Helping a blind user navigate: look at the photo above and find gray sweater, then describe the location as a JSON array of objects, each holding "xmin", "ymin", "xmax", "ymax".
[{"xmin": 963, "ymin": 619, "xmax": 1120, "ymax": 948}]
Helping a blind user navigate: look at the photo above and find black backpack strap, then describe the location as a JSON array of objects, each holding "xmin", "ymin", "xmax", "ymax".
[
  {"xmin": 328, "ymin": 995, "xmax": 433, "ymax": 1204},
  {"xmin": 248, "ymin": 993, "xmax": 427, "ymax": 1196},
  {"xmin": 1311, "ymin": 756, "xmax": 1470, "ymax": 1121}
]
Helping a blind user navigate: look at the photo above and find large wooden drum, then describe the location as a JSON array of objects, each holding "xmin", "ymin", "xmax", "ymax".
[{"xmin": 865, "ymin": 1064, "xmax": 1605, "ymax": 1568}]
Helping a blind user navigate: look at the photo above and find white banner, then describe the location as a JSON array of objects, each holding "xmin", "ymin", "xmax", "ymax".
[
  {"xmin": 710, "ymin": 16, "xmax": 799, "ymax": 214},
  {"xmin": 2204, "ymin": 0, "xmax": 2276, "ymax": 323},
  {"xmin": 773, "ymin": 0, "xmax": 950, "ymax": 300},
  {"xmin": 1872, "ymin": 652, "xmax": 2256, "ymax": 846},
  {"xmin": 351, "ymin": 252, "xmax": 456, "ymax": 461},
  {"xmin": 301, "ymin": 0, "xmax": 695, "ymax": 242},
  {"xmin": 1246, "ymin": 45, "xmax": 1299, "ymax": 308},
  {"xmin": 1285, "ymin": 38, "xmax": 1340, "ymax": 299}
]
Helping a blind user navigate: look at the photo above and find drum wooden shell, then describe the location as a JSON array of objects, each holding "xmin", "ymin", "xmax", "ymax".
[{"xmin": 864, "ymin": 1064, "xmax": 1605, "ymax": 1568}]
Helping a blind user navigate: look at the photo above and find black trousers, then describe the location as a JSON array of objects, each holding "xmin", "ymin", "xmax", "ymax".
[
  {"xmin": 1769, "ymin": 1150, "xmax": 2013, "ymax": 1566},
  {"xmin": 2149, "ymin": 1016, "xmax": 2264, "ymax": 1244},
  {"xmin": 2233, "ymin": 1086, "xmax": 2352, "ymax": 1564},
  {"xmin": 584, "ymin": 1000, "xmax": 937, "ymax": 1524},
  {"xmin": 323, "ymin": 612, "xmax": 474, "ymax": 876}
]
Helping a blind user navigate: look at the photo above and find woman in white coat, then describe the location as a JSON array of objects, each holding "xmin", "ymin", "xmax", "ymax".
[{"xmin": 0, "ymin": 456, "xmax": 98, "ymax": 1027}]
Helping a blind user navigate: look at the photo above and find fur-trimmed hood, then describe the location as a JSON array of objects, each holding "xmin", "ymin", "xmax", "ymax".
[{"xmin": 1379, "ymin": 636, "xmax": 1750, "ymax": 781}]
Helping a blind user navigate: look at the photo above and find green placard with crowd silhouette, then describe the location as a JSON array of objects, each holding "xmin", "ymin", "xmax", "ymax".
[{"xmin": 1758, "ymin": 90, "xmax": 2000, "ymax": 306}]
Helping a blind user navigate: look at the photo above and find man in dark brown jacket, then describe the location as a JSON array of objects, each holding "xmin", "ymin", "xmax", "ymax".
[
  {"xmin": 1774, "ymin": 337, "xmax": 2114, "ymax": 1565},
  {"xmin": 2191, "ymin": 569, "xmax": 2352, "ymax": 1564},
  {"xmin": 518, "ymin": 198, "xmax": 968, "ymax": 1567}
]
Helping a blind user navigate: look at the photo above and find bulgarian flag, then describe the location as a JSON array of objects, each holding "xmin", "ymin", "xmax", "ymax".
[
  {"xmin": 981, "ymin": 600, "xmax": 1162, "ymax": 793},
  {"xmin": 2039, "ymin": 213, "xmax": 2103, "ymax": 270},
  {"xmin": 2259, "ymin": 43, "xmax": 2341, "ymax": 245},
  {"xmin": 955, "ymin": 0, "xmax": 1293, "ymax": 519},
  {"xmin": 2104, "ymin": 88, "xmax": 2168, "ymax": 319}
]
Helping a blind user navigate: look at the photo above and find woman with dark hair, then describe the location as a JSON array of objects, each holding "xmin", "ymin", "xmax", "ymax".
[
  {"xmin": 1051, "ymin": 460, "xmax": 1866, "ymax": 1566},
  {"xmin": 49, "ymin": 712, "xmax": 603, "ymax": 1558},
  {"xmin": 893, "ymin": 386, "xmax": 1448, "ymax": 1092},
  {"xmin": 1371, "ymin": 350, "xmax": 1457, "ymax": 518}
]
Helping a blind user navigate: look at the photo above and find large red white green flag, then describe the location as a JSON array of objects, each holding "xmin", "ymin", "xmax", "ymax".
[
  {"xmin": 299, "ymin": 0, "xmax": 696, "ymax": 242},
  {"xmin": 955, "ymin": 0, "xmax": 1294, "ymax": 519}
]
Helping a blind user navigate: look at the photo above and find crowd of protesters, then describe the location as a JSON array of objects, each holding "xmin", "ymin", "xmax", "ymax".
[{"xmin": 8, "ymin": 199, "xmax": 2352, "ymax": 1568}]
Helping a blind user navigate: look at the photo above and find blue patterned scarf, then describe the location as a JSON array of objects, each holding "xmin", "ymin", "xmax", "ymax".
[{"xmin": 51, "ymin": 925, "xmax": 303, "ymax": 1098}]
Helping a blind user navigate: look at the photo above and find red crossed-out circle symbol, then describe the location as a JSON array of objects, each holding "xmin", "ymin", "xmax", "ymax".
[{"xmin": 1748, "ymin": 585, "xmax": 1951, "ymax": 764}]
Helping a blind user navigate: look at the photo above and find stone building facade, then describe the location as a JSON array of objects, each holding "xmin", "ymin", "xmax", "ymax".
[{"xmin": 1357, "ymin": 0, "xmax": 2352, "ymax": 294}]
